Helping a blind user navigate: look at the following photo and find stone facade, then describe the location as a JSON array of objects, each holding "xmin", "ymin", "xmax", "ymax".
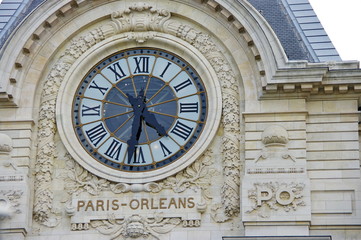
[{"xmin": 0, "ymin": 0, "xmax": 360, "ymax": 240}]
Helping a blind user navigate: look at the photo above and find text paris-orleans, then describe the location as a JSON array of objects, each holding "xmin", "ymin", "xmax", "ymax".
[{"xmin": 76, "ymin": 197, "xmax": 196, "ymax": 212}]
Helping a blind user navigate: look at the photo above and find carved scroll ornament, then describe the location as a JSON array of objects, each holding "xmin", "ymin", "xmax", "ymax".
[
  {"xmin": 34, "ymin": 3, "xmax": 241, "ymax": 226},
  {"xmin": 90, "ymin": 213, "xmax": 181, "ymax": 240}
]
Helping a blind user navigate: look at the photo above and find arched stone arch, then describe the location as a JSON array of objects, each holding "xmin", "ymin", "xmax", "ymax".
[
  {"xmin": 0, "ymin": 0, "xmax": 291, "ymax": 108},
  {"xmin": 0, "ymin": 0, "xmax": 293, "ymax": 228}
]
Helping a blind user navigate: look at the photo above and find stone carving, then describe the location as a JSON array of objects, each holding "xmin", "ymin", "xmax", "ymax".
[
  {"xmin": 256, "ymin": 125, "xmax": 296, "ymax": 163},
  {"xmin": 64, "ymin": 150, "xmax": 216, "ymax": 198},
  {"xmin": 165, "ymin": 17, "xmax": 242, "ymax": 222},
  {"xmin": 34, "ymin": 29, "xmax": 105, "ymax": 226},
  {"xmin": 0, "ymin": 133, "xmax": 17, "ymax": 170},
  {"xmin": 151, "ymin": 150, "xmax": 217, "ymax": 198},
  {"xmin": 246, "ymin": 182, "xmax": 306, "ymax": 218},
  {"xmin": 0, "ymin": 133, "xmax": 12, "ymax": 153},
  {"xmin": 261, "ymin": 125, "xmax": 289, "ymax": 146},
  {"xmin": 62, "ymin": 152, "xmax": 212, "ymax": 234},
  {"xmin": 126, "ymin": 32, "xmax": 156, "ymax": 43},
  {"xmin": 0, "ymin": 190, "xmax": 23, "ymax": 219},
  {"xmin": 64, "ymin": 154, "xmax": 110, "ymax": 197},
  {"xmin": 247, "ymin": 168, "xmax": 304, "ymax": 174},
  {"xmin": 35, "ymin": 3, "xmax": 241, "ymax": 226},
  {"xmin": 63, "ymin": 152, "xmax": 167, "ymax": 196},
  {"xmin": 90, "ymin": 213, "xmax": 181, "ymax": 240},
  {"xmin": 242, "ymin": 125, "xmax": 310, "ymax": 223},
  {"xmin": 0, "ymin": 175, "xmax": 24, "ymax": 182},
  {"xmin": 110, "ymin": 3, "xmax": 171, "ymax": 43}
]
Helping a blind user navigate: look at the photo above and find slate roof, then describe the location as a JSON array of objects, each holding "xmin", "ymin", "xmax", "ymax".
[
  {"xmin": 248, "ymin": 0, "xmax": 341, "ymax": 62},
  {"xmin": 0, "ymin": 0, "xmax": 341, "ymax": 62},
  {"xmin": 0, "ymin": 0, "xmax": 44, "ymax": 48}
]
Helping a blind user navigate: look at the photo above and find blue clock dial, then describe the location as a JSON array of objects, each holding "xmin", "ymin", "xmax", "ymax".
[{"xmin": 72, "ymin": 48, "xmax": 207, "ymax": 172}]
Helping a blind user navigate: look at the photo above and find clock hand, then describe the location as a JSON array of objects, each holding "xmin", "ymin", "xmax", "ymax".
[
  {"xmin": 126, "ymin": 90, "xmax": 146, "ymax": 163},
  {"xmin": 129, "ymin": 89, "xmax": 167, "ymax": 137},
  {"xmin": 142, "ymin": 109, "xmax": 167, "ymax": 136},
  {"xmin": 127, "ymin": 113, "xmax": 142, "ymax": 164}
]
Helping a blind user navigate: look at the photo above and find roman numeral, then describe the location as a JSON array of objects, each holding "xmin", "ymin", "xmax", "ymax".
[
  {"xmin": 132, "ymin": 146, "xmax": 146, "ymax": 164},
  {"xmin": 159, "ymin": 62, "xmax": 172, "ymax": 78},
  {"xmin": 81, "ymin": 104, "xmax": 101, "ymax": 116},
  {"xmin": 85, "ymin": 123, "xmax": 107, "ymax": 147},
  {"xmin": 170, "ymin": 121, "xmax": 193, "ymax": 141},
  {"xmin": 133, "ymin": 57, "xmax": 150, "ymax": 74},
  {"xmin": 174, "ymin": 79, "xmax": 193, "ymax": 92},
  {"xmin": 104, "ymin": 139, "xmax": 123, "ymax": 161},
  {"xmin": 180, "ymin": 102, "xmax": 198, "ymax": 113},
  {"xmin": 107, "ymin": 62, "xmax": 126, "ymax": 81},
  {"xmin": 159, "ymin": 141, "xmax": 172, "ymax": 157},
  {"xmin": 89, "ymin": 81, "xmax": 109, "ymax": 95}
]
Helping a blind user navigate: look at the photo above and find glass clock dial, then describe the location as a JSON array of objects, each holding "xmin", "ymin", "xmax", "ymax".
[{"xmin": 72, "ymin": 48, "xmax": 207, "ymax": 172}]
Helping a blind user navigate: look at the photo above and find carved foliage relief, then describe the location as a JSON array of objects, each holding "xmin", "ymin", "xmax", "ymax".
[
  {"xmin": 91, "ymin": 214, "xmax": 181, "ymax": 240},
  {"xmin": 63, "ymin": 150, "xmax": 215, "ymax": 238},
  {"xmin": 246, "ymin": 182, "xmax": 306, "ymax": 218},
  {"xmin": 0, "ymin": 190, "xmax": 23, "ymax": 219},
  {"xmin": 63, "ymin": 150, "xmax": 216, "ymax": 199},
  {"xmin": 34, "ymin": 3, "xmax": 242, "ymax": 228}
]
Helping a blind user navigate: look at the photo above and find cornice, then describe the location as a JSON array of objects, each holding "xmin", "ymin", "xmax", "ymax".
[{"xmin": 262, "ymin": 66, "xmax": 361, "ymax": 97}]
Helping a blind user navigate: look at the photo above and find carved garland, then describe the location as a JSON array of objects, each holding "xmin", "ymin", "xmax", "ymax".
[
  {"xmin": 34, "ymin": 3, "xmax": 241, "ymax": 226},
  {"xmin": 64, "ymin": 149, "xmax": 216, "ymax": 198}
]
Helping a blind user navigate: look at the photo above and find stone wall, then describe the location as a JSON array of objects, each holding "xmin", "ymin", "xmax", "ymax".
[{"xmin": 0, "ymin": 0, "xmax": 360, "ymax": 240}]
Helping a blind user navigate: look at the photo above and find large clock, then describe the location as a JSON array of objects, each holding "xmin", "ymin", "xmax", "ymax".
[{"xmin": 72, "ymin": 48, "xmax": 207, "ymax": 173}]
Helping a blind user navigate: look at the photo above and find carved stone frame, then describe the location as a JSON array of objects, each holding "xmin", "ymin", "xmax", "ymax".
[
  {"xmin": 57, "ymin": 33, "xmax": 222, "ymax": 183},
  {"xmin": 34, "ymin": 3, "xmax": 241, "ymax": 226}
]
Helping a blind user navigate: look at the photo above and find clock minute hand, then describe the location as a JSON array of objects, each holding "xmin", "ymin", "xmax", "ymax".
[
  {"xmin": 126, "ymin": 92, "xmax": 145, "ymax": 164},
  {"xmin": 127, "ymin": 113, "xmax": 141, "ymax": 164}
]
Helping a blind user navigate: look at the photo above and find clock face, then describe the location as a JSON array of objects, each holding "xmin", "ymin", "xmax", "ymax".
[{"xmin": 72, "ymin": 48, "xmax": 207, "ymax": 172}]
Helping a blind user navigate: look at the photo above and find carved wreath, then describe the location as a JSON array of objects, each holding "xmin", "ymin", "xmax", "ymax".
[{"xmin": 246, "ymin": 182, "xmax": 306, "ymax": 218}]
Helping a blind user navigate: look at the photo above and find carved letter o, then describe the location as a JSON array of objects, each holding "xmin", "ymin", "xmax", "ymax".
[{"xmin": 275, "ymin": 188, "xmax": 295, "ymax": 206}]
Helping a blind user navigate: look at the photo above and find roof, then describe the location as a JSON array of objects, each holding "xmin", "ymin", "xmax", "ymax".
[
  {"xmin": 0, "ymin": 0, "xmax": 44, "ymax": 48},
  {"xmin": 248, "ymin": 0, "xmax": 341, "ymax": 62},
  {"xmin": 0, "ymin": 0, "xmax": 341, "ymax": 62}
]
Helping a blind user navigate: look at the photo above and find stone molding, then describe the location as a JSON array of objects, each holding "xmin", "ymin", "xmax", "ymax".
[
  {"xmin": 264, "ymin": 67, "xmax": 361, "ymax": 96},
  {"xmin": 34, "ymin": 3, "xmax": 241, "ymax": 227}
]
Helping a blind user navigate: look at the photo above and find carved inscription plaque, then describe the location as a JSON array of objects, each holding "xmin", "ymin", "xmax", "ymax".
[{"xmin": 68, "ymin": 189, "xmax": 203, "ymax": 226}]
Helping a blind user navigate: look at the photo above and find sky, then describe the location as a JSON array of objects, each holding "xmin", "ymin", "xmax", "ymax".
[
  {"xmin": 308, "ymin": 0, "xmax": 361, "ymax": 62},
  {"xmin": 0, "ymin": 0, "xmax": 360, "ymax": 62}
]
